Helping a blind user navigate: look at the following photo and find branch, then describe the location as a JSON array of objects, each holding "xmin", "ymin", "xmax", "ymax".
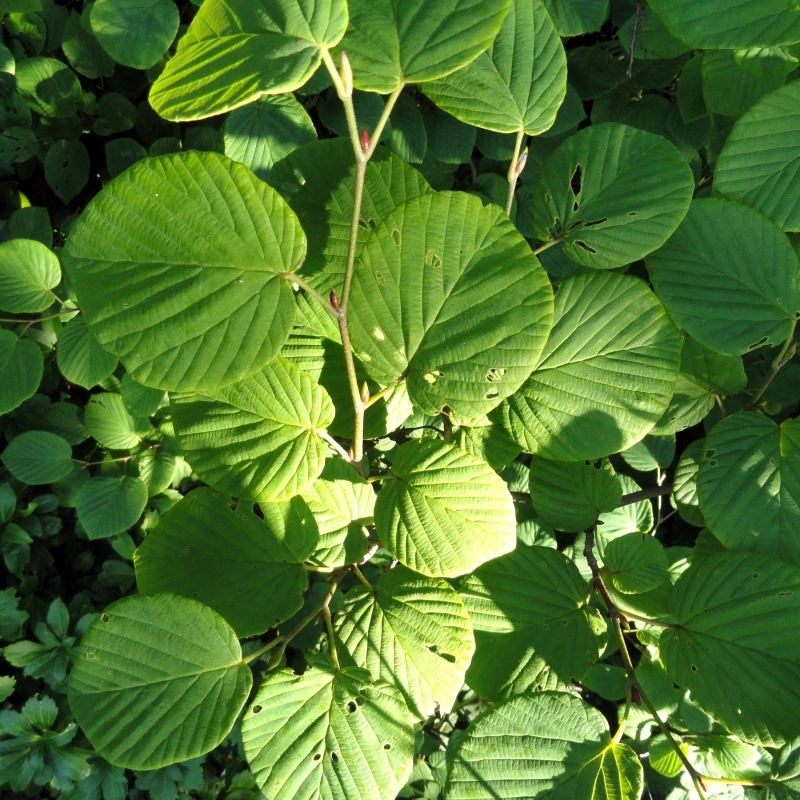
[
  {"xmin": 619, "ymin": 483, "xmax": 673, "ymax": 506},
  {"xmin": 747, "ymin": 320, "xmax": 797, "ymax": 410},
  {"xmin": 583, "ymin": 527, "xmax": 709, "ymax": 799}
]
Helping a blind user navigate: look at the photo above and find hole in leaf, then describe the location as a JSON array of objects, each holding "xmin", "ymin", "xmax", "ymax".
[
  {"xmin": 331, "ymin": 752, "xmax": 338, "ymax": 762},
  {"xmin": 593, "ymin": 459, "xmax": 602, "ymax": 469},
  {"xmin": 424, "ymin": 370, "xmax": 443, "ymax": 385},
  {"xmin": 101, "ymin": 614, "xmax": 109, "ymax": 622},
  {"xmin": 561, "ymin": 618, "xmax": 568, "ymax": 626},
  {"xmin": 86, "ymin": 652, "xmax": 95, "ymax": 659},
  {"xmin": 374, "ymin": 270, "xmax": 386, "ymax": 286},
  {"xmin": 544, "ymin": 193, "xmax": 552, "ymax": 204},
  {"xmin": 486, "ymin": 367, "xmax": 506, "ymax": 383},
  {"xmin": 583, "ymin": 218, "xmax": 608, "ymax": 228},
  {"xmin": 573, "ymin": 200, "xmax": 579, "ymax": 212},
  {"xmin": 704, "ymin": 449, "xmax": 716, "ymax": 459},
  {"xmin": 347, "ymin": 701, "xmax": 357, "ymax": 713},
  {"xmin": 426, "ymin": 644, "xmax": 456, "ymax": 663},
  {"xmin": 485, "ymin": 389, "xmax": 499, "ymax": 400},
  {"xmin": 575, "ymin": 240, "xmax": 597, "ymax": 254},
  {"xmin": 628, "ymin": 211, "xmax": 638, "ymax": 216},
  {"xmin": 425, "ymin": 250, "xmax": 442, "ymax": 268},
  {"xmin": 709, "ymin": 460, "xmax": 717, "ymax": 467},
  {"xmin": 752, "ymin": 573, "xmax": 759, "ymax": 579},
  {"xmin": 585, "ymin": 460, "xmax": 591, "ymax": 466},
  {"xmin": 358, "ymin": 219, "xmax": 369, "ymax": 230},
  {"xmin": 253, "ymin": 705, "xmax": 262, "ymax": 714},
  {"xmin": 570, "ymin": 164, "xmax": 583, "ymax": 196},
  {"xmin": 691, "ymin": 665, "xmax": 697, "ymax": 672},
  {"xmin": 778, "ymin": 591, "xmax": 792, "ymax": 597},
  {"xmin": 384, "ymin": 743, "xmax": 391, "ymax": 750},
  {"xmin": 391, "ymin": 229, "xmax": 400, "ymax": 245},
  {"xmin": 541, "ymin": 623, "xmax": 549, "ymax": 629},
  {"xmin": 313, "ymin": 753, "xmax": 322, "ymax": 761},
  {"xmin": 356, "ymin": 696, "xmax": 364, "ymax": 706}
]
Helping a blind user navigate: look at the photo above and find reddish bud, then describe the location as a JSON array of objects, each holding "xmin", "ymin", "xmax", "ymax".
[
  {"xmin": 361, "ymin": 128, "xmax": 370, "ymax": 153},
  {"xmin": 515, "ymin": 150, "xmax": 528, "ymax": 176},
  {"xmin": 329, "ymin": 290, "xmax": 340, "ymax": 311},
  {"xmin": 631, "ymin": 685, "xmax": 641, "ymax": 706},
  {"xmin": 699, "ymin": 779, "xmax": 708, "ymax": 792}
]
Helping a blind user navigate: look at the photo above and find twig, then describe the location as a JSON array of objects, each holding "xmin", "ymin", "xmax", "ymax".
[
  {"xmin": 583, "ymin": 527, "xmax": 708, "ymax": 799},
  {"xmin": 747, "ymin": 321, "xmax": 797, "ymax": 410},
  {"xmin": 505, "ymin": 129, "xmax": 526, "ymax": 215},
  {"xmin": 533, "ymin": 238, "xmax": 562, "ymax": 256},
  {"xmin": 620, "ymin": 484, "xmax": 673, "ymax": 506},
  {"xmin": 319, "ymin": 430, "xmax": 353, "ymax": 462},
  {"xmin": 626, "ymin": 1, "xmax": 645, "ymax": 77}
]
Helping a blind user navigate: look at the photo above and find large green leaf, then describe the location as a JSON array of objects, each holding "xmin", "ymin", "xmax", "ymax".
[
  {"xmin": 0, "ymin": 238, "xmax": 59, "ymax": 313},
  {"xmin": 445, "ymin": 690, "xmax": 643, "ymax": 799},
  {"xmin": 424, "ymin": 0, "xmax": 567, "ymax": 136},
  {"xmin": 76, "ymin": 475, "xmax": 148, "ymax": 539},
  {"xmin": 672, "ymin": 439, "xmax": 706, "ymax": 527},
  {"xmin": 223, "ymin": 95, "xmax": 316, "ymax": 182},
  {"xmin": 171, "ymin": 357, "xmax": 334, "ymax": 502},
  {"xmin": 601, "ymin": 532, "xmax": 668, "ymax": 594},
  {"xmin": 135, "ymin": 488, "xmax": 316, "ymax": 637},
  {"xmin": 498, "ymin": 272, "xmax": 682, "ymax": 461},
  {"xmin": 84, "ymin": 393, "xmax": 151, "ymax": 450},
  {"xmin": 660, "ymin": 552, "xmax": 800, "ymax": 746},
  {"xmin": 15, "ymin": 57, "xmax": 82, "ymax": 118},
  {"xmin": 1, "ymin": 431, "xmax": 73, "ymax": 484},
  {"xmin": 697, "ymin": 412, "xmax": 800, "ymax": 565},
  {"xmin": 349, "ymin": 191, "xmax": 554, "ymax": 421},
  {"xmin": 0, "ymin": 330, "xmax": 43, "ymax": 416},
  {"xmin": 647, "ymin": 198, "xmax": 800, "ymax": 355},
  {"xmin": 149, "ymin": 0, "xmax": 348, "ymax": 120},
  {"xmin": 651, "ymin": 337, "xmax": 747, "ymax": 435},
  {"xmin": 68, "ymin": 593, "xmax": 252, "ymax": 769},
  {"xmin": 63, "ymin": 151, "xmax": 303, "ymax": 392},
  {"xmin": 715, "ymin": 81, "xmax": 800, "ymax": 233},
  {"xmin": 335, "ymin": 564, "xmax": 474, "ymax": 719},
  {"xmin": 540, "ymin": 0, "xmax": 608, "ymax": 37},
  {"xmin": 241, "ymin": 659, "xmax": 414, "ymax": 800},
  {"xmin": 461, "ymin": 545, "xmax": 601, "ymax": 696},
  {"xmin": 56, "ymin": 316, "xmax": 119, "ymax": 390},
  {"xmin": 271, "ymin": 138, "xmax": 432, "ymax": 292},
  {"xmin": 333, "ymin": 0, "xmax": 511, "ymax": 94},
  {"xmin": 374, "ymin": 439, "xmax": 516, "ymax": 578},
  {"xmin": 530, "ymin": 122, "xmax": 694, "ymax": 269},
  {"xmin": 299, "ymin": 459, "xmax": 374, "ymax": 568},
  {"xmin": 647, "ymin": 0, "xmax": 800, "ymax": 49},
  {"xmin": 529, "ymin": 456, "xmax": 622, "ymax": 533},
  {"xmin": 90, "ymin": 0, "xmax": 180, "ymax": 70}
]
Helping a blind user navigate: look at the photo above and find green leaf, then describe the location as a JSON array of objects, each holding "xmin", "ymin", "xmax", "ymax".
[
  {"xmin": 0, "ymin": 238, "xmax": 59, "ymax": 313},
  {"xmin": 540, "ymin": 0, "xmax": 608, "ymax": 37},
  {"xmin": 68, "ymin": 593, "xmax": 252, "ymax": 769},
  {"xmin": 149, "ymin": 0, "xmax": 349, "ymax": 121},
  {"xmin": 89, "ymin": 0, "xmax": 179, "ymax": 70},
  {"xmin": 63, "ymin": 151, "xmax": 303, "ymax": 392},
  {"xmin": 223, "ymin": 95, "xmax": 316, "ymax": 182},
  {"xmin": 424, "ymin": 0, "xmax": 566, "ymax": 136},
  {"xmin": 384, "ymin": 93, "xmax": 427, "ymax": 164},
  {"xmin": 241, "ymin": 659, "xmax": 414, "ymax": 800},
  {"xmin": 672, "ymin": 439, "xmax": 706, "ymax": 527},
  {"xmin": 530, "ymin": 122, "xmax": 695, "ymax": 269},
  {"xmin": 271, "ymin": 138, "xmax": 432, "ymax": 292},
  {"xmin": 44, "ymin": 139, "xmax": 90, "ymax": 204},
  {"xmin": 1, "ymin": 431, "xmax": 72, "ymax": 484},
  {"xmin": 422, "ymin": 105, "xmax": 476, "ymax": 165},
  {"xmin": 461, "ymin": 544, "xmax": 601, "ymax": 689},
  {"xmin": 647, "ymin": 0, "xmax": 800, "ymax": 49},
  {"xmin": 15, "ymin": 57, "xmax": 82, "ymax": 118},
  {"xmin": 61, "ymin": 9, "xmax": 116, "ymax": 80},
  {"xmin": 134, "ymin": 447, "xmax": 176, "ymax": 496},
  {"xmin": 646, "ymin": 198, "xmax": 800, "ymax": 355},
  {"xmin": 0, "ymin": 331, "xmax": 42, "ymax": 416},
  {"xmin": 697, "ymin": 412, "xmax": 800, "ymax": 565},
  {"xmin": 652, "ymin": 338, "xmax": 747, "ymax": 435},
  {"xmin": 335, "ymin": 564, "xmax": 474, "ymax": 719},
  {"xmin": 56, "ymin": 316, "xmax": 119, "ymax": 390},
  {"xmin": 601, "ymin": 532, "xmax": 668, "ymax": 594},
  {"xmin": 597, "ymin": 474, "xmax": 654, "ymax": 541},
  {"xmin": 498, "ymin": 272, "xmax": 682, "ymax": 461},
  {"xmin": 135, "ymin": 488, "xmax": 315, "ymax": 637},
  {"xmin": 299, "ymin": 459, "xmax": 374, "ymax": 568},
  {"xmin": 104, "ymin": 137, "xmax": 147, "ymax": 178},
  {"xmin": 333, "ymin": 0, "xmax": 512, "ymax": 94},
  {"xmin": 349, "ymin": 191, "xmax": 554, "ymax": 420},
  {"xmin": 701, "ymin": 50, "xmax": 788, "ymax": 119},
  {"xmin": 660, "ymin": 551, "xmax": 800, "ymax": 746},
  {"xmin": 619, "ymin": 433, "xmax": 676, "ymax": 472},
  {"xmin": 529, "ymin": 456, "xmax": 622, "ymax": 533},
  {"xmin": 765, "ymin": 740, "xmax": 800, "ymax": 799},
  {"xmin": 170, "ymin": 357, "xmax": 334, "ymax": 502},
  {"xmin": 453, "ymin": 419, "xmax": 521, "ymax": 471},
  {"xmin": 84, "ymin": 393, "xmax": 151, "ymax": 450},
  {"xmin": 374, "ymin": 439, "xmax": 516, "ymax": 578},
  {"xmin": 120, "ymin": 373, "xmax": 166, "ymax": 418},
  {"xmin": 0, "ymin": 127, "xmax": 39, "ymax": 165},
  {"xmin": 446, "ymin": 690, "xmax": 643, "ymax": 799},
  {"xmin": 76, "ymin": 475, "xmax": 148, "ymax": 539},
  {"xmin": 715, "ymin": 81, "xmax": 800, "ymax": 233}
]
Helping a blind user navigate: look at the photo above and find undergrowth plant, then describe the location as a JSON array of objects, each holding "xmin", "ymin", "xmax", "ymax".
[{"xmin": 2, "ymin": 1, "xmax": 800, "ymax": 799}]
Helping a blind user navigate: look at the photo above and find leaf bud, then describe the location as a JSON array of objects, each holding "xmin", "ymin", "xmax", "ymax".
[
  {"xmin": 361, "ymin": 382, "xmax": 370, "ymax": 404},
  {"xmin": 329, "ymin": 290, "xmax": 340, "ymax": 311},
  {"xmin": 361, "ymin": 128, "xmax": 370, "ymax": 153},
  {"xmin": 515, "ymin": 149, "xmax": 528, "ymax": 176},
  {"xmin": 340, "ymin": 51, "xmax": 353, "ymax": 98}
]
